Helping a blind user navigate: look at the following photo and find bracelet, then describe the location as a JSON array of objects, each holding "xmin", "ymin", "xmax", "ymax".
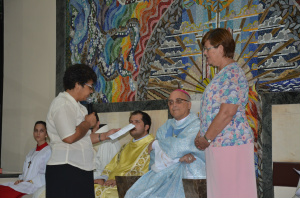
[{"xmin": 98, "ymin": 134, "xmax": 101, "ymax": 142}]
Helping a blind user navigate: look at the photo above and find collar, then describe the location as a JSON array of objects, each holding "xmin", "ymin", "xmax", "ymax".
[
  {"xmin": 36, "ymin": 142, "xmax": 48, "ymax": 151},
  {"xmin": 175, "ymin": 114, "xmax": 190, "ymax": 126},
  {"xmin": 132, "ymin": 134, "xmax": 149, "ymax": 142},
  {"xmin": 63, "ymin": 91, "xmax": 80, "ymax": 106}
]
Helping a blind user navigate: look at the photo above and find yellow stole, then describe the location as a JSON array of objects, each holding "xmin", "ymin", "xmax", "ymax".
[
  {"xmin": 102, "ymin": 134, "xmax": 154, "ymax": 180},
  {"xmin": 94, "ymin": 134, "xmax": 154, "ymax": 198}
]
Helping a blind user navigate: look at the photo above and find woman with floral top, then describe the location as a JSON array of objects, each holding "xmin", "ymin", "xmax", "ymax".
[{"xmin": 194, "ymin": 28, "xmax": 257, "ymax": 198}]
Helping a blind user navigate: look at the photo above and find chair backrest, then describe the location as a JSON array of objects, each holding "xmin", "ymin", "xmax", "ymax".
[
  {"xmin": 115, "ymin": 176, "xmax": 141, "ymax": 198},
  {"xmin": 273, "ymin": 162, "xmax": 300, "ymax": 187},
  {"xmin": 182, "ymin": 179, "xmax": 207, "ymax": 198}
]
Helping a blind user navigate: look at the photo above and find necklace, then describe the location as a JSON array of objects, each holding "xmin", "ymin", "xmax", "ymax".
[{"xmin": 28, "ymin": 151, "xmax": 39, "ymax": 168}]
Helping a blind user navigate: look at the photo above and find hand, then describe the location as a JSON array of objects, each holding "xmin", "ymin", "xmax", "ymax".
[
  {"xmin": 85, "ymin": 113, "xmax": 97, "ymax": 128},
  {"xmin": 179, "ymin": 153, "xmax": 196, "ymax": 164},
  {"xmin": 92, "ymin": 121, "xmax": 100, "ymax": 133},
  {"xmin": 94, "ymin": 179, "xmax": 105, "ymax": 185},
  {"xmin": 194, "ymin": 133, "xmax": 210, "ymax": 151},
  {"xmin": 103, "ymin": 179, "xmax": 116, "ymax": 187},
  {"xmin": 148, "ymin": 140, "xmax": 155, "ymax": 154},
  {"xmin": 14, "ymin": 180, "xmax": 23, "ymax": 185},
  {"xmin": 100, "ymin": 129, "xmax": 120, "ymax": 141},
  {"xmin": 194, "ymin": 131, "xmax": 201, "ymax": 148}
]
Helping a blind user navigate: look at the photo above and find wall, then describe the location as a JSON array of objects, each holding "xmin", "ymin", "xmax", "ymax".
[
  {"xmin": 1, "ymin": 0, "xmax": 56, "ymax": 172},
  {"xmin": 272, "ymin": 104, "xmax": 300, "ymax": 198}
]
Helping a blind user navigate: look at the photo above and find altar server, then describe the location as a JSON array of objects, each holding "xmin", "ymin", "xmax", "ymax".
[{"xmin": 0, "ymin": 121, "xmax": 51, "ymax": 198}]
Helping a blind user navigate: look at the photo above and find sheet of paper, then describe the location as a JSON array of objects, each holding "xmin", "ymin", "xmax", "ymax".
[
  {"xmin": 294, "ymin": 169, "xmax": 300, "ymax": 197},
  {"xmin": 108, "ymin": 123, "xmax": 135, "ymax": 140},
  {"xmin": 95, "ymin": 124, "xmax": 109, "ymax": 134}
]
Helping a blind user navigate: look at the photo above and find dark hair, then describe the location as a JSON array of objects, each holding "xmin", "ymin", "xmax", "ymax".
[
  {"xmin": 63, "ymin": 64, "xmax": 97, "ymax": 90},
  {"xmin": 201, "ymin": 28, "xmax": 235, "ymax": 59},
  {"xmin": 129, "ymin": 110, "xmax": 151, "ymax": 133},
  {"xmin": 34, "ymin": 121, "xmax": 46, "ymax": 129}
]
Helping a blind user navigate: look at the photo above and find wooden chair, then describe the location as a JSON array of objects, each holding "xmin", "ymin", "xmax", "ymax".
[
  {"xmin": 115, "ymin": 176, "xmax": 141, "ymax": 198},
  {"xmin": 182, "ymin": 179, "xmax": 207, "ymax": 198},
  {"xmin": 115, "ymin": 176, "xmax": 207, "ymax": 198},
  {"xmin": 273, "ymin": 162, "xmax": 300, "ymax": 187}
]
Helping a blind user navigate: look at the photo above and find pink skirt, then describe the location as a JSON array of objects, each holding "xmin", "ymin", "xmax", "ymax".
[{"xmin": 205, "ymin": 143, "xmax": 257, "ymax": 198}]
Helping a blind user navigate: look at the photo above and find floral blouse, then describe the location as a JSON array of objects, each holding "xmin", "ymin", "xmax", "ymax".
[{"xmin": 199, "ymin": 62, "xmax": 254, "ymax": 147}]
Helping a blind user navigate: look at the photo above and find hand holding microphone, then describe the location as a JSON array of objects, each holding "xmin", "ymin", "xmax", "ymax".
[
  {"xmin": 86, "ymin": 97, "xmax": 99, "ymax": 121},
  {"xmin": 86, "ymin": 97, "xmax": 99, "ymax": 129},
  {"xmin": 85, "ymin": 113, "xmax": 97, "ymax": 129}
]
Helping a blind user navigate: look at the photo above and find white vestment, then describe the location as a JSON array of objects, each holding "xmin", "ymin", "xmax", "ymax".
[{"xmin": 1, "ymin": 145, "xmax": 51, "ymax": 194}]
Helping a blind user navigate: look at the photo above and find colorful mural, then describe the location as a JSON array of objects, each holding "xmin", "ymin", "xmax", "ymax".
[
  {"xmin": 67, "ymin": 0, "xmax": 174, "ymax": 102},
  {"xmin": 67, "ymin": 0, "xmax": 300, "ymax": 103}
]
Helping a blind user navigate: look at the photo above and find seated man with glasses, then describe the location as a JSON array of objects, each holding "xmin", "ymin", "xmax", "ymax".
[{"xmin": 125, "ymin": 89, "xmax": 206, "ymax": 198}]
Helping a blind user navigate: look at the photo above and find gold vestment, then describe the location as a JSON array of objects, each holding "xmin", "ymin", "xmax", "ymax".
[{"xmin": 94, "ymin": 134, "xmax": 154, "ymax": 198}]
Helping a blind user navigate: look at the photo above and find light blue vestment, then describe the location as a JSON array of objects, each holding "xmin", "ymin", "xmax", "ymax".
[{"xmin": 125, "ymin": 113, "xmax": 206, "ymax": 198}]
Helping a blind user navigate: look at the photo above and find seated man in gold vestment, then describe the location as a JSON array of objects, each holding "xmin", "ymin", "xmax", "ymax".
[{"xmin": 94, "ymin": 110, "xmax": 154, "ymax": 198}]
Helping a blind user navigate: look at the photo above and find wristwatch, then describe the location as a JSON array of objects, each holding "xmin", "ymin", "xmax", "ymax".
[{"xmin": 204, "ymin": 134, "xmax": 212, "ymax": 143}]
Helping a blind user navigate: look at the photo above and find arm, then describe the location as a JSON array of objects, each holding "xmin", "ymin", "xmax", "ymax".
[
  {"xmin": 90, "ymin": 129, "xmax": 120, "ymax": 144},
  {"xmin": 28, "ymin": 148, "xmax": 52, "ymax": 186},
  {"xmin": 94, "ymin": 145, "xmax": 125, "ymax": 181},
  {"xmin": 148, "ymin": 140, "xmax": 155, "ymax": 154},
  {"xmin": 156, "ymin": 117, "xmax": 202, "ymax": 159},
  {"xmin": 17, "ymin": 149, "xmax": 34, "ymax": 183},
  {"xmin": 63, "ymin": 113, "xmax": 97, "ymax": 144},
  {"xmin": 94, "ymin": 179, "xmax": 105, "ymax": 185},
  {"xmin": 14, "ymin": 180, "xmax": 23, "ymax": 185},
  {"xmin": 195, "ymin": 103, "xmax": 238, "ymax": 150},
  {"xmin": 103, "ymin": 179, "xmax": 117, "ymax": 187}
]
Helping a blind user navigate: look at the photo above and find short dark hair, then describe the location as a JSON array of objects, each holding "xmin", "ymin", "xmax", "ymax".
[
  {"xmin": 129, "ymin": 110, "xmax": 151, "ymax": 133},
  {"xmin": 63, "ymin": 64, "xmax": 97, "ymax": 90},
  {"xmin": 201, "ymin": 28, "xmax": 235, "ymax": 59},
  {"xmin": 34, "ymin": 121, "xmax": 46, "ymax": 129}
]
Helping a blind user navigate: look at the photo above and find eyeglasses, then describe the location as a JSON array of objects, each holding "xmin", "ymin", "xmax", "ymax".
[
  {"xmin": 203, "ymin": 45, "xmax": 218, "ymax": 52},
  {"xmin": 85, "ymin": 83, "xmax": 94, "ymax": 91},
  {"xmin": 168, "ymin": 98, "xmax": 190, "ymax": 106}
]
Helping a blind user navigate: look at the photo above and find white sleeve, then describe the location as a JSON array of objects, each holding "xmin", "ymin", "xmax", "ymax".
[
  {"xmin": 151, "ymin": 141, "xmax": 179, "ymax": 173},
  {"xmin": 19, "ymin": 149, "xmax": 34, "ymax": 180},
  {"xmin": 31, "ymin": 148, "xmax": 51, "ymax": 186},
  {"xmin": 52, "ymin": 102, "xmax": 77, "ymax": 139}
]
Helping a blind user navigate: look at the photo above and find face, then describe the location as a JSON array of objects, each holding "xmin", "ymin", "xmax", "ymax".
[
  {"xmin": 76, "ymin": 80, "xmax": 94, "ymax": 101},
  {"xmin": 203, "ymin": 40, "xmax": 223, "ymax": 67},
  {"xmin": 33, "ymin": 124, "xmax": 47, "ymax": 145},
  {"xmin": 129, "ymin": 114, "xmax": 149, "ymax": 140},
  {"xmin": 168, "ymin": 91, "xmax": 191, "ymax": 120}
]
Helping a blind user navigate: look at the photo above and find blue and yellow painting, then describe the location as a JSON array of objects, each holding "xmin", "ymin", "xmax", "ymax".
[{"xmin": 67, "ymin": 0, "xmax": 300, "ymax": 103}]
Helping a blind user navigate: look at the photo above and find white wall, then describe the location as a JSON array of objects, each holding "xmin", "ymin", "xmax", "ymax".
[
  {"xmin": 272, "ymin": 104, "xmax": 300, "ymax": 197},
  {"xmin": 2, "ymin": 0, "xmax": 56, "ymax": 172}
]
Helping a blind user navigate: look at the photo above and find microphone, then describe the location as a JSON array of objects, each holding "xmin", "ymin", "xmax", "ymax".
[
  {"xmin": 86, "ymin": 97, "xmax": 99, "ymax": 121},
  {"xmin": 86, "ymin": 97, "xmax": 93, "ymax": 115}
]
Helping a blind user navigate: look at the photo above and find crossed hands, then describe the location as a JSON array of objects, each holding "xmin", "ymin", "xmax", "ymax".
[
  {"xmin": 94, "ymin": 179, "xmax": 116, "ymax": 187},
  {"xmin": 194, "ymin": 131, "xmax": 210, "ymax": 151}
]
